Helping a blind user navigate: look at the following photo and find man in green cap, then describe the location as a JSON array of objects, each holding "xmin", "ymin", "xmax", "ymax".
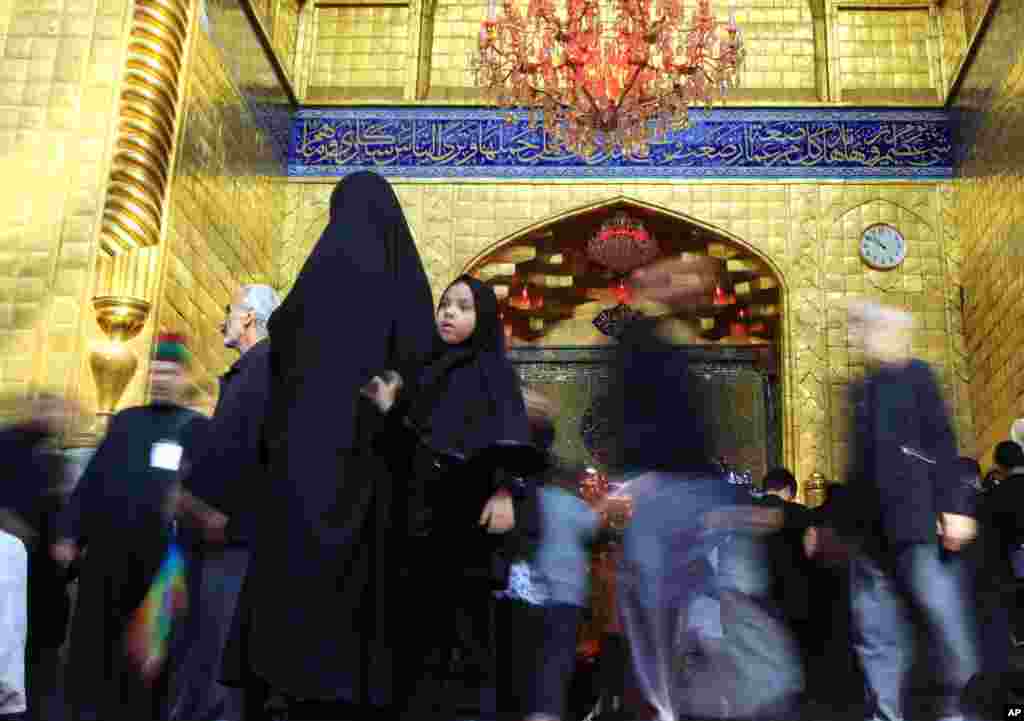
[{"xmin": 53, "ymin": 334, "xmax": 210, "ymax": 721}]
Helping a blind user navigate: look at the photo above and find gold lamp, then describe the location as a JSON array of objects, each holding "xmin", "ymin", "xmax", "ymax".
[
  {"xmin": 87, "ymin": 296, "xmax": 151, "ymax": 433},
  {"xmin": 804, "ymin": 471, "xmax": 828, "ymax": 508}
]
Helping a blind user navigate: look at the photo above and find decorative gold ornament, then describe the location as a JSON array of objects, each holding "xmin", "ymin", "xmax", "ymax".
[
  {"xmin": 98, "ymin": 0, "xmax": 192, "ymax": 253},
  {"xmin": 88, "ymin": 296, "xmax": 152, "ymax": 432},
  {"xmin": 804, "ymin": 471, "xmax": 827, "ymax": 508}
]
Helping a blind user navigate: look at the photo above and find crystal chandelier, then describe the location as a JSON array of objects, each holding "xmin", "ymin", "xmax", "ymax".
[
  {"xmin": 472, "ymin": 0, "xmax": 744, "ymax": 156},
  {"xmin": 587, "ymin": 211, "xmax": 659, "ymax": 273}
]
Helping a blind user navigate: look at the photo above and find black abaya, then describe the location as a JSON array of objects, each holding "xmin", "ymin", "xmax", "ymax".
[{"xmin": 240, "ymin": 171, "xmax": 436, "ymax": 707}]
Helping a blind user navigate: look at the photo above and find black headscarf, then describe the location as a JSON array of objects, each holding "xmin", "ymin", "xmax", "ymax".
[
  {"xmin": 266, "ymin": 171, "xmax": 437, "ymax": 455},
  {"xmin": 610, "ymin": 318, "xmax": 712, "ymax": 473},
  {"xmin": 407, "ymin": 275, "xmax": 530, "ymax": 457}
]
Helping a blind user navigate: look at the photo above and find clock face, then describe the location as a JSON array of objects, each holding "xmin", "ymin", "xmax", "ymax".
[{"xmin": 860, "ymin": 224, "xmax": 906, "ymax": 270}]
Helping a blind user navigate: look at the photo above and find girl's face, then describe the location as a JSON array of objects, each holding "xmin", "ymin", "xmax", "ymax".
[{"xmin": 437, "ymin": 281, "xmax": 477, "ymax": 345}]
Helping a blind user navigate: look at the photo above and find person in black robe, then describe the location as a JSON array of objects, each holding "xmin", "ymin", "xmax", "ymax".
[
  {"xmin": 230, "ymin": 171, "xmax": 437, "ymax": 721},
  {"xmin": 54, "ymin": 337, "xmax": 210, "ymax": 721},
  {"xmin": 389, "ymin": 274, "xmax": 534, "ymax": 720}
]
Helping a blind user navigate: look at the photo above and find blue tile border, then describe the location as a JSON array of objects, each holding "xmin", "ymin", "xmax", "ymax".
[{"xmin": 287, "ymin": 106, "xmax": 953, "ymax": 180}]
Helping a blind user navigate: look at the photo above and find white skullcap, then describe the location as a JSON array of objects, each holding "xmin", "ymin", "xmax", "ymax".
[
  {"xmin": 847, "ymin": 299, "xmax": 913, "ymax": 327},
  {"xmin": 1011, "ymin": 418, "xmax": 1024, "ymax": 447}
]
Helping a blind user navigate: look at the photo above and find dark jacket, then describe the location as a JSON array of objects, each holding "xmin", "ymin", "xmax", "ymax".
[
  {"xmin": 757, "ymin": 494, "xmax": 813, "ymax": 621},
  {"xmin": 981, "ymin": 472, "xmax": 1024, "ymax": 579},
  {"xmin": 840, "ymin": 358, "xmax": 965, "ymax": 556},
  {"xmin": 184, "ymin": 338, "xmax": 271, "ymax": 546}
]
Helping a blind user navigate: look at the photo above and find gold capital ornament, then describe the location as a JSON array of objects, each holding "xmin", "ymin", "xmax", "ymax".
[{"xmin": 87, "ymin": 296, "xmax": 151, "ymax": 433}]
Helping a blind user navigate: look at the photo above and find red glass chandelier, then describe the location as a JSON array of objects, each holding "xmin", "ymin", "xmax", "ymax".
[
  {"xmin": 473, "ymin": 0, "xmax": 744, "ymax": 156},
  {"xmin": 587, "ymin": 211, "xmax": 659, "ymax": 274}
]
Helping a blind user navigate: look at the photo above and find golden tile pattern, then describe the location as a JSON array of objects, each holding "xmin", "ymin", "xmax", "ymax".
[
  {"xmin": 307, "ymin": 4, "xmax": 409, "ymax": 102},
  {"xmin": 424, "ymin": 0, "xmax": 484, "ymax": 101},
  {"xmin": 962, "ymin": 0, "xmax": 991, "ymax": 43},
  {"xmin": 832, "ymin": 6, "xmax": 939, "ymax": 104},
  {"xmin": 0, "ymin": 0, "xmax": 134, "ymax": 408},
  {"xmin": 282, "ymin": 180, "xmax": 972, "ymax": 488},
  {"xmin": 939, "ymin": 0, "xmax": 968, "ymax": 96},
  {"xmin": 723, "ymin": 1, "xmax": 816, "ymax": 101},
  {"xmin": 272, "ymin": 0, "xmax": 300, "ymax": 78},
  {"xmin": 951, "ymin": 0, "xmax": 1024, "ymax": 465},
  {"xmin": 154, "ymin": 25, "xmax": 286, "ymax": 408}
]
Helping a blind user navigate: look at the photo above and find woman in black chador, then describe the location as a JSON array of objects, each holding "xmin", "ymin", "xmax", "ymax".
[
  {"xmin": 226, "ymin": 171, "xmax": 437, "ymax": 721},
  {"xmin": 378, "ymin": 275, "xmax": 535, "ymax": 720}
]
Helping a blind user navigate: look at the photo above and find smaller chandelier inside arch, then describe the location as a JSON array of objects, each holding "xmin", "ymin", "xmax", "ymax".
[
  {"xmin": 472, "ymin": 0, "xmax": 744, "ymax": 157},
  {"xmin": 587, "ymin": 211, "xmax": 660, "ymax": 274}
]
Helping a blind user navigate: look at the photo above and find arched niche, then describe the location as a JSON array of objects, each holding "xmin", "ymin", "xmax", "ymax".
[{"xmin": 460, "ymin": 196, "xmax": 790, "ymax": 484}]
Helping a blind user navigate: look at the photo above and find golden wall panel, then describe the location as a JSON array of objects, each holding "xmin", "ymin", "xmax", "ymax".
[
  {"xmin": 284, "ymin": 179, "xmax": 972, "ymax": 486},
  {"xmin": 939, "ymin": 0, "xmax": 967, "ymax": 96},
  {"xmin": 154, "ymin": 22, "xmax": 286, "ymax": 410},
  {"xmin": 306, "ymin": 3, "xmax": 409, "ymax": 102},
  {"xmin": 951, "ymin": 0, "xmax": 1024, "ymax": 465},
  {"xmin": 961, "ymin": 0, "xmax": 991, "ymax": 43},
  {"xmin": 0, "ymin": 0, "xmax": 133, "ymax": 409},
  {"xmin": 272, "ymin": 0, "xmax": 300, "ymax": 79},
  {"xmin": 721, "ymin": 0, "xmax": 817, "ymax": 102},
  {"xmin": 832, "ymin": 5, "xmax": 939, "ymax": 104}
]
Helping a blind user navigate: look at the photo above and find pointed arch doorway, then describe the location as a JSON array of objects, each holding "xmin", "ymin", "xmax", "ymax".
[{"xmin": 462, "ymin": 197, "xmax": 786, "ymax": 484}]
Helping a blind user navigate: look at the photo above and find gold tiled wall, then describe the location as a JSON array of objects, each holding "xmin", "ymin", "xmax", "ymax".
[
  {"xmin": 307, "ymin": 3, "xmax": 410, "ymax": 102},
  {"xmin": 424, "ymin": 0, "xmax": 482, "ymax": 101},
  {"xmin": 725, "ymin": 0, "xmax": 816, "ymax": 102},
  {"xmin": 962, "ymin": 0, "xmax": 990, "ymax": 43},
  {"xmin": 272, "ymin": 0, "xmax": 300, "ymax": 78},
  {"xmin": 155, "ymin": 23, "xmax": 286, "ymax": 411},
  {"xmin": 831, "ymin": 5, "xmax": 939, "ymax": 104},
  {"xmin": 281, "ymin": 180, "xmax": 973, "ymax": 485},
  {"xmin": 939, "ymin": 0, "xmax": 968, "ymax": 96},
  {"xmin": 951, "ymin": 0, "xmax": 1024, "ymax": 465},
  {"xmin": 0, "ymin": 0, "xmax": 132, "ymax": 403}
]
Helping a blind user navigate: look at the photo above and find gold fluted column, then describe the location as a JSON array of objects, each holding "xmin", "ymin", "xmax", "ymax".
[
  {"xmin": 100, "ymin": 0, "xmax": 192, "ymax": 255},
  {"xmin": 74, "ymin": 0, "xmax": 195, "ymax": 444}
]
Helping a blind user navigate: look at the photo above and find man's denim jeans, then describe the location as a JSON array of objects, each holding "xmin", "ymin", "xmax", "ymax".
[{"xmin": 850, "ymin": 544, "xmax": 980, "ymax": 721}]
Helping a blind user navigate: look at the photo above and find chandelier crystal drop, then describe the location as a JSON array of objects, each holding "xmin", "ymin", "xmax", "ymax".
[{"xmin": 472, "ymin": 0, "xmax": 745, "ymax": 157}]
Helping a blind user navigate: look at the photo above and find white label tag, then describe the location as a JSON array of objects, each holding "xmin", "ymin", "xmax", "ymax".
[{"xmin": 150, "ymin": 441, "xmax": 183, "ymax": 471}]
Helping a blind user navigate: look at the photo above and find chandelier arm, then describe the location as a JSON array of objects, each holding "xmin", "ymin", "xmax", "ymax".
[{"xmin": 612, "ymin": 62, "xmax": 648, "ymax": 115}]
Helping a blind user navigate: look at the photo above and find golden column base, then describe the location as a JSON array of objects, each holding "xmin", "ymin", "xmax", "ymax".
[{"xmin": 85, "ymin": 296, "xmax": 151, "ymax": 438}]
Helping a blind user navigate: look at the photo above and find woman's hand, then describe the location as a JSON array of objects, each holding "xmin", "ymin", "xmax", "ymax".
[
  {"xmin": 938, "ymin": 512, "xmax": 977, "ymax": 551},
  {"xmin": 360, "ymin": 371, "xmax": 403, "ymax": 413},
  {"xmin": 479, "ymin": 489, "xmax": 515, "ymax": 534},
  {"xmin": 51, "ymin": 540, "xmax": 77, "ymax": 565}
]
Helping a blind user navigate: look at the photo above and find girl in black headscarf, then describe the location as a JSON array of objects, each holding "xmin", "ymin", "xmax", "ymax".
[
  {"xmin": 231, "ymin": 171, "xmax": 437, "ymax": 720},
  {"xmin": 387, "ymin": 275, "xmax": 535, "ymax": 719}
]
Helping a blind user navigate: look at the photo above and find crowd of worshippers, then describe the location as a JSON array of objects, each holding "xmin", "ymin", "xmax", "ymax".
[{"xmin": 0, "ymin": 171, "xmax": 1021, "ymax": 721}]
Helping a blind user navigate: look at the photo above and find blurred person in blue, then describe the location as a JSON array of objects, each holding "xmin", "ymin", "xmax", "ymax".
[
  {"xmin": 608, "ymin": 255, "xmax": 789, "ymax": 721},
  {"xmin": 837, "ymin": 300, "xmax": 979, "ymax": 721},
  {"xmin": 169, "ymin": 284, "xmax": 280, "ymax": 721},
  {"xmin": 494, "ymin": 387, "xmax": 602, "ymax": 721},
  {"xmin": 53, "ymin": 336, "xmax": 210, "ymax": 721}
]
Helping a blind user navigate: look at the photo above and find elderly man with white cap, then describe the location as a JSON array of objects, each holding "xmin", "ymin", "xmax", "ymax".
[{"xmin": 832, "ymin": 299, "xmax": 980, "ymax": 721}]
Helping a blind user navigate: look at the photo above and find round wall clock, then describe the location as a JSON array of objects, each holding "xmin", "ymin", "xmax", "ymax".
[{"xmin": 859, "ymin": 223, "xmax": 906, "ymax": 270}]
